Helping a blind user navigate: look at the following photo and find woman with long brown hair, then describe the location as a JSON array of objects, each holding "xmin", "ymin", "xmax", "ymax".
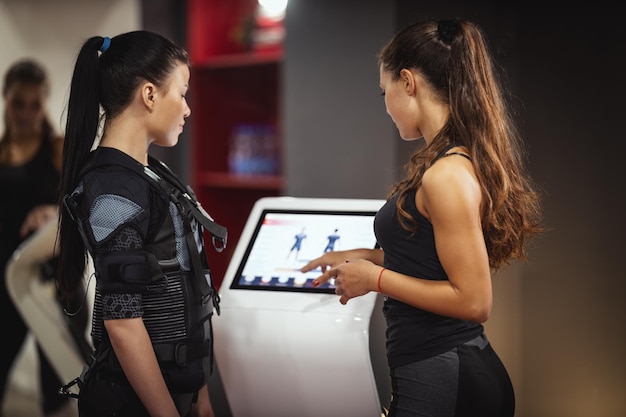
[{"xmin": 302, "ymin": 18, "xmax": 543, "ymax": 417}]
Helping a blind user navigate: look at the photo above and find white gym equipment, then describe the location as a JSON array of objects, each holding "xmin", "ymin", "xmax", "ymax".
[{"xmin": 5, "ymin": 216, "xmax": 94, "ymax": 385}]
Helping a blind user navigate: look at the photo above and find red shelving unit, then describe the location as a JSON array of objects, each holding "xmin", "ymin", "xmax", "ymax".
[{"xmin": 187, "ymin": 0, "xmax": 284, "ymax": 289}]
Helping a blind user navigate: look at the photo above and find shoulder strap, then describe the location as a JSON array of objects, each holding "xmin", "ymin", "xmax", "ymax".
[
  {"xmin": 443, "ymin": 152, "xmax": 472, "ymax": 161},
  {"xmin": 145, "ymin": 157, "xmax": 227, "ymax": 251},
  {"xmin": 434, "ymin": 144, "xmax": 472, "ymax": 162},
  {"xmin": 434, "ymin": 144, "xmax": 456, "ymax": 161},
  {"xmin": 143, "ymin": 158, "xmax": 225, "ymax": 312}
]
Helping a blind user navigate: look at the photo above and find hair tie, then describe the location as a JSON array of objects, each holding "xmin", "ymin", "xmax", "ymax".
[
  {"xmin": 100, "ymin": 37, "xmax": 111, "ymax": 53},
  {"xmin": 437, "ymin": 19, "xmax": 460, "ymax": 44}
]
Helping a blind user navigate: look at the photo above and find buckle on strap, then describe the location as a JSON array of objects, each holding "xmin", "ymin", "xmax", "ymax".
[
  {"xmin": 153, "ymin": 341, "xmax": 210, "ymax": 367},
  {"xmin": 174, "ymin": 343, "xmax": 187, "ymax": 366},
  {"xmin": 58, "ymin": 377, "xmax": 80, "ymax": 399}
]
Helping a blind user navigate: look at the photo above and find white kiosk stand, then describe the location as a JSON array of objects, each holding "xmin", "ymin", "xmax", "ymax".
[{"xmin": 213, "ymin": 197, "xmax": 390, "ymax": 417}]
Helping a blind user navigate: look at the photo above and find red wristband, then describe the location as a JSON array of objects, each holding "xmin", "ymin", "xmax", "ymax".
[{"xmin": 377, "ymin": 267, "xmax": 386, "ymax": 293}]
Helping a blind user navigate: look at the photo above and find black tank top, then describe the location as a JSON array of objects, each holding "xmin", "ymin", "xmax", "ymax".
[
  {"xmin": 373, "ymin": 145, "xmax": 482, "ymax": 368},
  {"xmin": 0, "ymin": 135, "xmax": 59, "ymax": 266}
]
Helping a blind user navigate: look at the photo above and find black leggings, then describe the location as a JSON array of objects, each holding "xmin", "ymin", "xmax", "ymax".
[{"xmin": 387, "ymin": 334, "xmax": 515, "ymax": 417}]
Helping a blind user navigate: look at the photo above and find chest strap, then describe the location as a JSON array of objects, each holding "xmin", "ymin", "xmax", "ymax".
[{"xmin": 143, "ymin": 162, "xmax": 225, "ymax": 314}]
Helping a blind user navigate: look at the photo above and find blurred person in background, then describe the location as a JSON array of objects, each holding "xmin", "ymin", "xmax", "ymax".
[{"xmin": 0, "ymin": 58, "xmax": 88, "ymax": 417}]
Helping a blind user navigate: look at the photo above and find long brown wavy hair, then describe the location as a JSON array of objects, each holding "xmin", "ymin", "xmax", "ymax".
[{"xmin": 379, "ymin": 18, "xmax": 543, "ymax": 271}]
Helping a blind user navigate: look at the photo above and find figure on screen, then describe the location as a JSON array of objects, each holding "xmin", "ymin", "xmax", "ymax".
[
  {"xmin": 286, "ymin": 227, "xmax": 307, "ymax": 262},
  {"xmin": 323, "ymin": 228, "xmax": 340, "ymax": 252}
]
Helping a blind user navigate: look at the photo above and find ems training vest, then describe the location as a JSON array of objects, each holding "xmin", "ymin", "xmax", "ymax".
[{"xmin": 63, "ymin": 147, "xmax": 227, "ymax": 390}]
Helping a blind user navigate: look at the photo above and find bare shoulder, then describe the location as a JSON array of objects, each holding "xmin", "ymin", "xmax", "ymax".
[
  {"xmin": 418, "ymin": 152, "xmax": 481, "ymax": 220},
  {"xmin": 424, "ymin": 151, "xmax": 477, "ymax": 189}
]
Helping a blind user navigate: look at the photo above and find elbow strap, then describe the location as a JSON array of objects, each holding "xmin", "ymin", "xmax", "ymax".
[{"xmin": 94, "ymin": 250, "xmax": 165, "ymax": 293}]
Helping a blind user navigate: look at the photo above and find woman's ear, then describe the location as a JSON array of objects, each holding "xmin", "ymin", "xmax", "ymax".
[
  {"xmin": 399, "ymin": 68, "xmax": 416, "ymax": 96},
  {"xmin": 141, "ymin": 83, "xmax": 156, "ymax": 109}
]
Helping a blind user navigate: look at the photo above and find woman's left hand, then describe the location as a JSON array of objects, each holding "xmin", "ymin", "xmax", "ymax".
[
  {"xmin": 19, "ymin": 204, "xmax": 58, "ymax": 238},
  {"xmin": 327, "ymin": 258, "xmax": 378, "ymax": 305}
]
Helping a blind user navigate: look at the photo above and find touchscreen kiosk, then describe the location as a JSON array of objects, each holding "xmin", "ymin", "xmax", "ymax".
[{"xmin": 213, "ymin": 196, "xmax": 389, "ymax": 417}]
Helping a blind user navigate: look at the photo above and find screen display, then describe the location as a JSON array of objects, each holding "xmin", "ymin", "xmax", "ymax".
[{"xmin": 230, "ymin": 209, "xmax": 379, "ymax": 293}]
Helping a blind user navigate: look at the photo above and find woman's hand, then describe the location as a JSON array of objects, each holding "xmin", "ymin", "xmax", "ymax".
[
  {"xmin": 299, "ymin": 250, "xmax": 352, "ymax": 277},
  {"xmin": 300, "ymin": 249, "xmax": 384, "ymax": 305},
  {"xmin": 191, "ymin": 384, "xmax": 214, "ymax": 417},
  {"xmin": 327, "ymin": 259, "xmax": 381, "ymax": 305},
  {"xmin": 20, "ymin": 204, "xmax": 58, "ymax": 238}
]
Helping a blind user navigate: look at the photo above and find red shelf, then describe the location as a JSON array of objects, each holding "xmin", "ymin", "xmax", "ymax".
[
  {"xmin": 187, "ymin": 0, "xmax": 285, "ymax": 289},
  {"xmin": 196, "ymin": 172, "xmax": 283, "ymax": 190},
  {"xmin": 193, "ymin": 50, "xmax": 282, "ymax": 69}
]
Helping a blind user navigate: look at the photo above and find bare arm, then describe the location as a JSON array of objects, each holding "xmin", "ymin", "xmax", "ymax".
[
  {"xmin": 408, "ymin": 155, "xmax": 492, "ymax": 321},
  {"xmin": 105, "ymin": 318, "xmax": 180, "ymax": 417},
  {"xmin": 315, "ymin": 156, "xmax": 493, "ymax": 322}
]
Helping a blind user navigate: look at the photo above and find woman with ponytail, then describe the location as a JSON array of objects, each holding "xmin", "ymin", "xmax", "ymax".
[
  {"xmin": 301, "ymin": 18, "xmax": 543, "ymax": 417},
  {"xmin": 57, "ymin": 31, "xmax": 224, "ymax": 417}
]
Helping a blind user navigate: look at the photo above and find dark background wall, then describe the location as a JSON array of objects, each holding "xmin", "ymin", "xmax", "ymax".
[
  {"xmin": 508, "ymin": 4, "xmax": 626, "ymax": 416},
  {"xmin": 284, "ymin": 0, "xmax": 396, "ymax": 199},
  {"xmin": 141, "ymin": 0, "xmax": 191, "ymax": 185}
]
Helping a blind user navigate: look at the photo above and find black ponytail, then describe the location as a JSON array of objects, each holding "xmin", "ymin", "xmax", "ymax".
[
  {"xmin": 57, "ymin": 31, "xmax": 190, "ymax": 304},
  {"xmin": 57, "ymin": 36, "xmax": 103, "ymax": 304}
]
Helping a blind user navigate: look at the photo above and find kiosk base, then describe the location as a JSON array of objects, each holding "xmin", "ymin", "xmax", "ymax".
[
  {"xmin": 214, "ymin": 291, "xmax": 389, "ymax": 417},
  {"xmin": 212, "ymin": 197, "xmax": 390, "ymax": 417}
]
